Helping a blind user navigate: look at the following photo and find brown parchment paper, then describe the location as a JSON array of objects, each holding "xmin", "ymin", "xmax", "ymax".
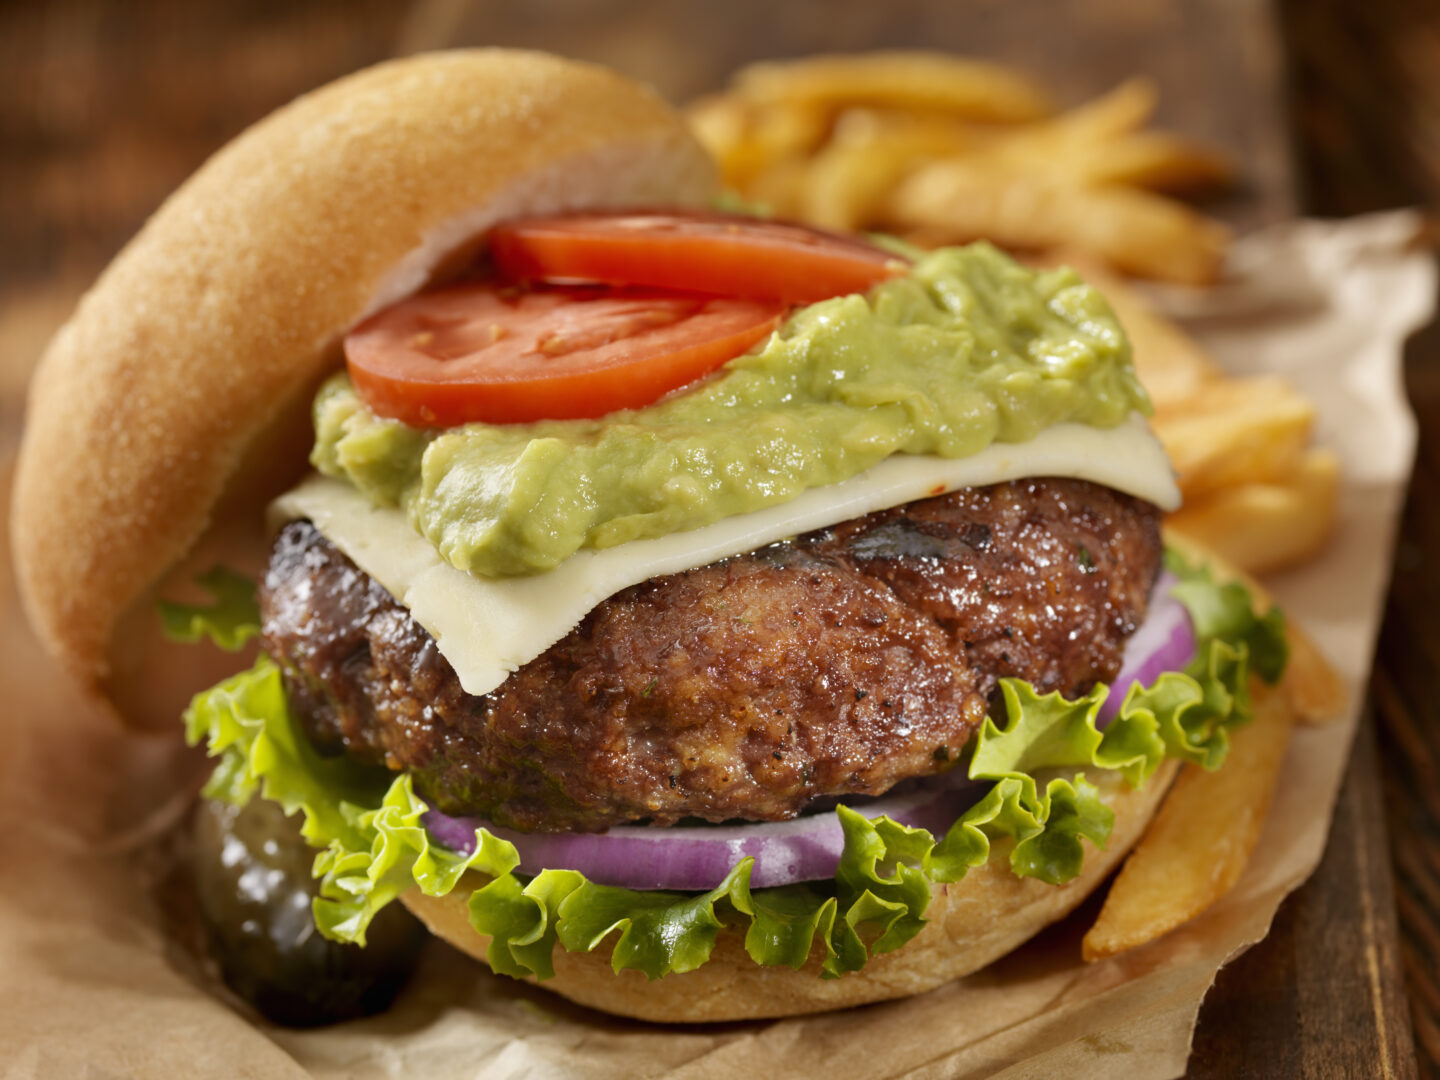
[{"xmin": 0, "ymin": 212, "xmax": 1433, "ymax": 1080}]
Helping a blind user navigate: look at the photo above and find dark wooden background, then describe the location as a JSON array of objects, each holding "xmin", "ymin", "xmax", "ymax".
[{"xmin": 1, "ymin": 1, "xmax": 1437, "ymax": 1076}]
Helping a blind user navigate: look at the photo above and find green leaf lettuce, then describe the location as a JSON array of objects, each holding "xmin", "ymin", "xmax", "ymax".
[{"xmin": 158, "ymin": 566, "xmax": 262, "ymax": 651}]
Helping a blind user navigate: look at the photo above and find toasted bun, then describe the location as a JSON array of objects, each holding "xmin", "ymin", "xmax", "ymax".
[
  {"xmin": 401, "ymin": 761, "xmax": 1179, "ymax": 1022},
  {"xmin": 11, "ymin": 50, "xmax": 717, "ymax": 728}
]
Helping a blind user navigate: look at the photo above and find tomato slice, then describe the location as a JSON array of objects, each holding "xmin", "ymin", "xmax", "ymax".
[
  {"xmin": 345, "ymin": 283, "xmax": 786, "ymax": 427},
  {"xmin": 488, "ymin": 211, "xmax": 908, "ymax": 304}
]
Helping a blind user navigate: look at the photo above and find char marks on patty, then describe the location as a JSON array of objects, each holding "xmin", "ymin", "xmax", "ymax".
[{"xmin": 261, "ymin": 478, "xmax": 1163, "ymax": 832}]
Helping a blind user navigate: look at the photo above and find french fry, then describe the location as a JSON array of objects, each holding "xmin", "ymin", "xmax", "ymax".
[
  {"xmin": 746, "ymin": 101, "xmax": 831, "ymax": 166},
  {"xmin": 829, "ymin": 106, "xmax": 983, "ymax": 157},
  {"xmin": 685, "ymin": 96, "xmax": 830, "ymax": 191},
  {"xmin": 744, "ymin": 155, "xmax": 811, "ymax": 219},
  {"xmin": 1163, "ymin": 527, "xmax": 1348, "ymax": 725},
  {"xmin": 1166, "ymin": 448, "xmax": 1341, "ymax": 576},
  {"xmin": 881, "ymin": 80, "xmax": 1225, "ymax": 196},
  {"xmin": 801, "ymin": 139, "xmax": 911, "ymax": 231},
  {"xmin": 1068, "ymin": 130, "xmax": 1235, "ymax": 194},
  {"xmin": 950, "ymin": 79, "xmax": 1159, "ymax": 178},
  {"xmin": 799, "ymin": 109, "xmax": 978, "ymax": 230},
  {"xmin": 685, "ymin": 93, "xmax": 749, "ymax": 171},
  {"xmin": 1281, "ymin": 617, "xmax": 1350, "ymax": 726},
  {"xmin": 732, "ymin": 52, "xmax": 1053, "ymax": 123},
  {"xmin": 884, "ymin": 169, "xmax": 1231, "ymax": 285},
  {"xmin": 759, "ymin": 112, "xmax": 833, "ymax": 192},
  {"xmin": 1023, "ymin": 77, "xmax": 1157, "ymax": 144},
  {"xmin": 1152, "ymin": 375, "xmax": 1314, "ymax": 498},
  {"xmin": 1082, "ymin": 679, "xmax": 1295, "ymax": 962}
]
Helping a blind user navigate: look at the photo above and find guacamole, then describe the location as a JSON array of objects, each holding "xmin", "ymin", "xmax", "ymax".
[{"xmin": 313, "ymin": 243, "xmax": 1148, "ymax": 577}]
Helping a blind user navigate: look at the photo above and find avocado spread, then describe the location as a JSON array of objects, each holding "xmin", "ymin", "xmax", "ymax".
[{"xmin": 312, "ymin": 242, "xmax": 1148, "ymax": 577}]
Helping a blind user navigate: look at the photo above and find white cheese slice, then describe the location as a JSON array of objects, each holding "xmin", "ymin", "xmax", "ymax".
[{"xmin": 272, "ymin": 414, "xmax": 1178, "ymax": 698}]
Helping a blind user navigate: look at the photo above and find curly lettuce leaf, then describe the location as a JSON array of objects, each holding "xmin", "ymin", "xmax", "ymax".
[
  {"xmin": 158, "ymin": 566, "xmax": 261, "ymax": 650},
  {"xmin": 183, "ymin": 549, "xmax": 1288, "ymax": 981},
  {"xmin": 934, "ymin": 771, "xmax": 1113, "ymax": 887},
  {"xmin": 556, "ymin": 863, "xmax": 754, "ymax": 977},
  {"xmin": 741, "ymin": 882, "xmax": 841, "ymax": 972},
  {"xmin": 468, "ymin": 868, "xmax": 583, "ymax": 980},
  {"xmin": 183, "ymin": 657, "xmax": 503, "ymax": 946},
  {"xmin": 1165, "ymin": 550, "xmax": 1288, "ymax": 683},
  {"xmin": 970, "ymin": 681, "xmax": 1164, "ymax": 785}
]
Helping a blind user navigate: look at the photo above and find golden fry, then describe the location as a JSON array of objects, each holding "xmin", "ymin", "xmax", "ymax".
[
  {"xmin": 1027, "ymin": 77, "xmax": 1157, "ymax": 143},
  {"xmin": 1068, "ymin": 131, "xmax": 1235, "ymax": 194},
  {"xmin": 685, "ymin": 97, "xmax": 830, "ymax": 190},
  {"xmin": 1082, "ymin": 680, "xmax": 1294, "ymax": 962},
  {"xmin": 798, "ymin": 109, "xmax": 978, "ymax": 230},
  {"xmin": 733, "ymin": 52, "xmax": 1052, "ymax": 123},
  {"xmin": 801, "ymin": 140, "xmax": 910, "ymax": 231},
  {"xmin": 1162, "ymin": 527, "xmax": 1348, "ymax": 725},
  {"xmin": 744, "ymin": 156, "xmax": 811, "ymax": 219},
  {"xmin": 1166, "ymin": 448, "xmax": 1340, "ymax": 576},
  {"xmin": 877, "ymin": 80, "xmax": 1184, "ymax": 190},
  {"xmin": 954, "ymin": 78, "xmax": 1159, "ymax": 178},
  {"xmin": 685, "ymin": 93, "xmax": 749, "ymax": 166},
  {"xmin": 747, "ymin": 102, "xmax": 831, "ymax": 162},
  {"xmin": 1282, "ymin": 615, "xmax": 1350, "ymax": 726},
  {"xmin": 1152, "ymin": 376, "xmax": 1314, "ymax": 498},
  {"xmin": 856, "ymin": 81, "xmax": 1158, "ymax": 202},
  {"xmin": 828, "ymin": 106, "xmax": 983, "ymax": 156},
  {"xmin": 885, "ymin": 169, "xmax": 1230, "ymax": 285}
]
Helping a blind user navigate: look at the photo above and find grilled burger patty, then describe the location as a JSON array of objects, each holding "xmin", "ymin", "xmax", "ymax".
[{"xmin": 262, "ymin": 478, "xmax": 1163, "ymax": 833}]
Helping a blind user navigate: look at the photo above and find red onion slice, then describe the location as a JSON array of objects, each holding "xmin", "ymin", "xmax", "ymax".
[
  {"xmin": 1097, "ymin": 571, "xmax": 1196, "ymax": 724},
  {"xmin": 422, "ymin": 572, "xmax": 1195, "ymax": 891},
  {"xmin": 423, "ymin": 772, "xmax": 979, "ymax": 891}
]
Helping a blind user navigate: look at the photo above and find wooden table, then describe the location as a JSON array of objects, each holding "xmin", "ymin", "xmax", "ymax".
[{"xmin": 1, "ymin": 2, "xmax": 1436, "ymax": 1076}]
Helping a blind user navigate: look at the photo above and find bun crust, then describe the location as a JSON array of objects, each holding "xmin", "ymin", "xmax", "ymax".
[
  {"xmin": 402, "ymin": 761, "xmax": 1179, "ymax": 1022},
  {"xmin": 11, "ymin": 50, "xmax": 716, "ymax": 725}
]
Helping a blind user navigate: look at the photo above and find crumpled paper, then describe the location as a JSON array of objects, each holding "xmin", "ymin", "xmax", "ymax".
[{"xmin": 0, "ymin": 212, "xmax": 1432, "ymax": 1080}]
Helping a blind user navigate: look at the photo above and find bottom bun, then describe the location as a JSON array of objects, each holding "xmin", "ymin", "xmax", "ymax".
[{"xmin": 402, "ymin": 759, "xmax": 1181, "ymax": 1022}]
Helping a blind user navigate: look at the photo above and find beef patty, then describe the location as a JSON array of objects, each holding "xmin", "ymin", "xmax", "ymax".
[{"xmin": 261, "ymin": 478, "xmax": 1163, "ymax": 832}]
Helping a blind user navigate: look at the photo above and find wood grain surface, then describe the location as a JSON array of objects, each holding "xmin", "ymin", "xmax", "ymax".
[
  {"xmin": 1, "ymin": 1, "xmax": 1436, "ymax": 1077},
  {"xmin": 1281, "ymin": 0, "xmax": 1440, "ymax": 1075}
]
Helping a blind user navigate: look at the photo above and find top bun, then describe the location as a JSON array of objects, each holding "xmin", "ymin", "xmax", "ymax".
[{"xmin": 12, "ymin": 50, "xmax": 717, "ymax": 728}]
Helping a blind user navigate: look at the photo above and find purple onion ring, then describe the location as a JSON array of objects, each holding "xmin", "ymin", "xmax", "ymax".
[{"xmin": 423, "ymin": 771, "xmax": 979, "ymax": 890}]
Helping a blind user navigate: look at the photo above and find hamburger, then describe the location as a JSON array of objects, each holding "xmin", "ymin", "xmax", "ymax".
[{"xmin": 10, "ymin": 50, "xmax": 1285, "ymax": 1024}]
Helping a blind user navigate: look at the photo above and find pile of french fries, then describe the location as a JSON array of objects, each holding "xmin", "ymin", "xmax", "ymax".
[
  {"xmin": 688, "ymin": 52, "xmax": 1234, "ymax": 284},
  {"xmin": 690, "ymin": 52, "xmax": 1349, "ymax": 966}
]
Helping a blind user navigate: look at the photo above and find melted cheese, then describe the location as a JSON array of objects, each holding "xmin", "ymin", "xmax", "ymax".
[{"xmin": 273, "ymin": 414, "xmax": 1178, "ymax": 698}]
